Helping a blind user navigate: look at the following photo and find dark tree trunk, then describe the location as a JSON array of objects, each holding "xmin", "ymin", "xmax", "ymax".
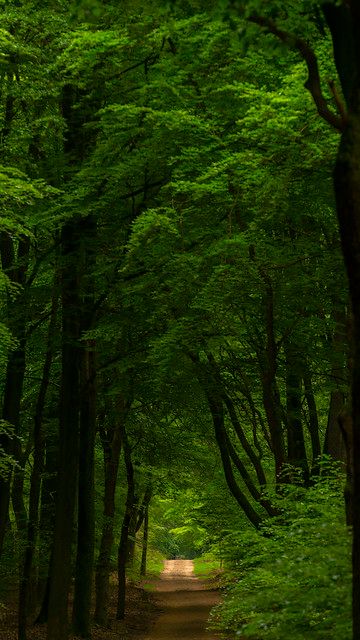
[
  {"xmin": 323, "ymin": 17, "xmax": 360, "ymax": 627},
  {"xmin": 18, "ymin": 277, "xmax": 59, "ymax": 640},
  {"xmin": 140, "ymin": 505, "xmax": 149, "ymax": 577},
  {"xmin": 332, "ymin": 114, "xmax": 360, "ymax": 640},
  {"xmin": 323, "ymin": 310, "xmax": 348, "ymax": 462},
  {"xmin": 127, "ymin": 485, "xmax": 152, "ymax": 568},
  {"xmin": 222, "ymin": 393, "xmax": 267, "ymax": 487},
  {"xmin": 0, "ymin": 234, "xmax": 30, "ymax": 557},
  {"xmin": 285, "ymin": 342, "xmax": 309, "ymax": 483},
  {"xmin": 35, "ymin": 466, "xmax": 57, "ymax": 624},
  {"xmin": 206, "ymin": 391, "xmax": 262, "ymax": 529},
  {"xmin": 12, "ymin": 463, "xmax": 28, "ymax": 536},
  {"xmin": 72, "ymin": 347, "xmax": 96, "ymax": 638},
  {"xmin": 116, "ymin": 427, "xmax": 136, "ymax": 620},
  {"xmin": 35, "ymin": 418, "xmax": 58, "ymax": 625},
  {"xmin": 257, "ymin": 271, "xmax": 286, "ymax": 481},
  {"xmin": 72, "ymin": 216, "xmax": 97, "ymax": 639},
  {"xmin": 126, "ymin": 498, "xmax": 139, "ymax": 570},
  {"xmin": 324, "ymin": 389, "xmax": 346, "ymax": 460},
  {"xmin": 225, "ymin": 433, "xmax": 277, "ymax": 517},
  {"xmin": 47, "ymin": 221, "xmax": 81, "ymax": 640},
  {"xmin": 94, "ymin": 399, "xmax": 129, "ymax": 627},
  {"xmin": 205, "ymin": 353, "xmax": 268, "ymax": 491},
  {"xmin": 302, "ymin": 366, "xmax": 321, "ymax": 476}
]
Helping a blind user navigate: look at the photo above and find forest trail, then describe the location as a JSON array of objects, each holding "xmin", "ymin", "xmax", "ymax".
[{"xmin": 143, "ymin": 559, "xmax": 219, "ymax": 640}]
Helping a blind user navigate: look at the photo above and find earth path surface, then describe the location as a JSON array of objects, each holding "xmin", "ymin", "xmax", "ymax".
[{"xmin": 143, "ymin": 559, "xmax": 220, "ymax": 640}]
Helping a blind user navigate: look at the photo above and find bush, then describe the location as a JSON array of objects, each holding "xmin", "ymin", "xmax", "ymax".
[{"xmin": 211, "ymin": 471, "xmax": 351, "ymax": 640}]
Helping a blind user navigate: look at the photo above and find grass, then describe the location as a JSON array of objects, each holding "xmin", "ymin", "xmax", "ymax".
[
  {"xmin": 127, "ymin": 547, "xmax": 165, "ymax": 591},
  {"xmin": 193, "ymin": 553, "xmax": 222, "ymax": 579}
]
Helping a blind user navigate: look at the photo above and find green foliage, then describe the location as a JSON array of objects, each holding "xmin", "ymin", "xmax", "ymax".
[
  {"xmin": 151, "ymin": 492, "xmax": 209, "ymax": 559},
  {"xmin": 193, "ymin": 552, "xmax": 222, "ymax": 578},
  {"xmin": 212, "ymin": 471, "xmax": 351, "ymax": 640},
  {"xmin": 0, "ymin": 1, "xmax": 353, "ymax": 637}
]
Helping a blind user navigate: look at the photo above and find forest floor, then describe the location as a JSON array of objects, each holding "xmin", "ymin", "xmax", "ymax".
[{"xmin": 1, "ymin": 559, "xmax": 220, "ymax": 640}]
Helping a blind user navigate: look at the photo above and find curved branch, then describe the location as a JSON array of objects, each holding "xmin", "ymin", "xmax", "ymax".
[
  {"xmin": 206, "ymin": 392, "xmax": 262, "ymax": 529},
  {"xmin": 249, "ymin": 14, "xmax": 346, "ymax": 132}
]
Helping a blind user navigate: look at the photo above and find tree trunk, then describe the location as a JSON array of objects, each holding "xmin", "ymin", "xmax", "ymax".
[
  {"xmin": 126, "ymin": 498, "xmax": 139, "ymax": 570},
  {"xmin": 18, "ymin": 276, "xmax": 58, "ymax": 640},
  {"xmin": 222, "ymin": 392, "xmax": 267, "ymax": 488},
  {"xmin": 285, "ymin": 342, "xmax": 309, "ymax": 483},
  {"xmin": 116, "ymin": 427, "xmax": 136, "ymax": 620},
  {"xmin": 330, "ymin": 73, "xmax": 360, "ymax": 640},
  {"xmin": 323, "ymin": 310, "xmax": 347, "ymax": 462},
  {"xmin": 47, "ymin": 221, "xmax": 81, "ymax": 640},
  {"xmin": 206, "ymin": 391, "xmax": 262, "ymax": 529},
  {"xmin": 257, "ymin": 270, "xmax": 286, "ymax": 481},
  {"xmin": 72, "ymin": 348, "xmax": 96, "ymax": 638},
  {"xmin": 0, "ymin": 234, "xmax": 30, "ymax": 557},
  {"xmin": 35, "ymin": 421, "xmax": 58, "ymax": 625},
  {"xmin": 302, "ymin": 366, "xmax": 321, "ymax": 476},
  {"xmin": 72, "ymin": 216, "xmax": 97, "ymax": 639},
  {"xmin": 140, "ymin": 505, "xmax": 149, "ymax": 577},
  {"xmin": 94, "ymin": 399, "xmax": 129, "ymax": 627},
  {"xmin": 12, "ymin": 463, "xmax": 28, "ymax": 536}
]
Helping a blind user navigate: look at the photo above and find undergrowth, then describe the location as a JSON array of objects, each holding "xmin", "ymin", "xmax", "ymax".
[{"xmin": 210, "ymin": 468, "xmax": 351, "ymax": 640}]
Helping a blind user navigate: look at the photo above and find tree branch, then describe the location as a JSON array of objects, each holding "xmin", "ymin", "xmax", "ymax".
[{"xmin": 249, "ymin": 14, "xmax": 346, "ymax": 132}]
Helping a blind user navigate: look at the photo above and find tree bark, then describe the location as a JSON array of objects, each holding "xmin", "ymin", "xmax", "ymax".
[
  {"xmin": 222, "ymin": 392, "xmax": 267, "ymax": 488},
  {"xmin": 206, "ymin": 391, "xmax": 262, "ymax": 529},
  {"xmin": 18, "ymin": 276, "xmax": 59, "ymax": 640},
  {"xmin": 116, "ymin": 426, "xmax": 136, "ymax": 620},
  {"xmin": 332, "ymin": 111, "xmax": 360, "ymax": 640},
  {"xmin": 285, "ymin": 342, "xmax": 309, "ymax": 483},
  {"xmin": 325, "ymin": 15, "xmax": 360, "ymax": 626},
  {"xmin": 47, "ymin": 221, "xmax": 81, "ymax": 640},
  {"xmin": 323, "ymin": 309, "xmax": 348, "ymax": 463},
  {"xmin": 35, "ymin": 415, "xmax": 58, "ymax": 625},
  {"xmin": 302, "ymin": 366, "xmax": 321, "ymax": 476},
  {"xmin": 94, "ymin": 399, "xmax": 129, "ymax": 627},
  {"xmin": 0, "ymin": 234, "xmax": 30, "ymax": 557},
  {"xmin": 127, "ymin": 485, "xmax": 152, "ymax": 568},
  {"xmin": 72, "ymin": 345, "xmax": 96, "ymax": 639},
  {"xmin": 257, "ymin": 269, "xmax": 286, "ymax": 481},
  {"xmin": 72, "ymin": 216, "xmax": 97, "ymax": 639},
  {"xmin": 140, "ymin": 505, "xmax": 149, "ymax": 577}
]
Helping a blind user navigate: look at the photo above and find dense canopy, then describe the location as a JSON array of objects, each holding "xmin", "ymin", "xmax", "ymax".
[{"xmin": 0, "ymin": 2, "xmax": 360, "ymax": 640}]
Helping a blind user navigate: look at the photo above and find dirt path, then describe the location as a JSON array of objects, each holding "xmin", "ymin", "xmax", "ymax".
[{"xmin": 143, "ymin": 559, "xmax": 220, "ymax": 640}]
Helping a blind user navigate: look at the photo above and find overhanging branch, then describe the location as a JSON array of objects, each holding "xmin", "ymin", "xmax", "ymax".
[{"xmin": 249, "ymin": 14, "xmax": 346, "ymax": 132}]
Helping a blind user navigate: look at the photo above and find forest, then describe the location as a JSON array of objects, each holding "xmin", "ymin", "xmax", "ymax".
[{"xmin": 0, "ymin": 1, "xmax": 359, "ymax": 639}]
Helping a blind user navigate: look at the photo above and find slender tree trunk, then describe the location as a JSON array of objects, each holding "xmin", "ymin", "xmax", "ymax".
[
  {"xmin": 0, "ymin": 234, "xmax": 30, "ymax": 557},
  {"xmin": 285, "ymin": 342, "xmax": 309, "ymax": 483},
  {"xmin": 223, "ymin": 393, "xmax": 267, "ymax": 487},
  {"xmin": 302, "ymin": 366, "xmax": 321, "ymax": 476},
  {"xmin": 140, "ymin": 505, "xmax": 149, "ymax": 577},
  {"xmin": 257, "ymin": 270, "xmax": 286, "ymax": 480},
  {"xmin": 47, "ymin": 221, "xmax": 81, "ymax": 640},
  {"xmin": 94, "ymin": 400, "xmax": 128, "ymax": 626},
  {"xmin": 225, "ymin": 433, "xmax": 277, "ymax": 517},
  {"xmin": 323, "ymin": 311, "xmax": 347, "ymax": 462},
  {"xmin": 127, "ymin": 485, "xmax": 152, "ymax": 568},
  {"xmin": 206, "ymin": 391, "xmax": 262, "ymax": 529},
  {"xmin": 116, "ymin": 428, "xmax": 136, "ymax": 620},
  {"xmin": 72, "ymin": 217, "xmax": 97, "ymax": 639},
  {"xmin": 18, "ymin": 281, "xmax": 59, "ymax": 640},
  {"xmin": 126, "ymin": 498, "xmax": 139, "ymax": 570},
  {"xmin": 72, "ymin": 347, "xmax": 96, "ymax": 638},
  {"xmin": 35, "ymin": 424, "xmax": 58, "ymax": 625},
  {"xmin": 12, "ymin": 463, "xmax": 28, "ymax": 536}
]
